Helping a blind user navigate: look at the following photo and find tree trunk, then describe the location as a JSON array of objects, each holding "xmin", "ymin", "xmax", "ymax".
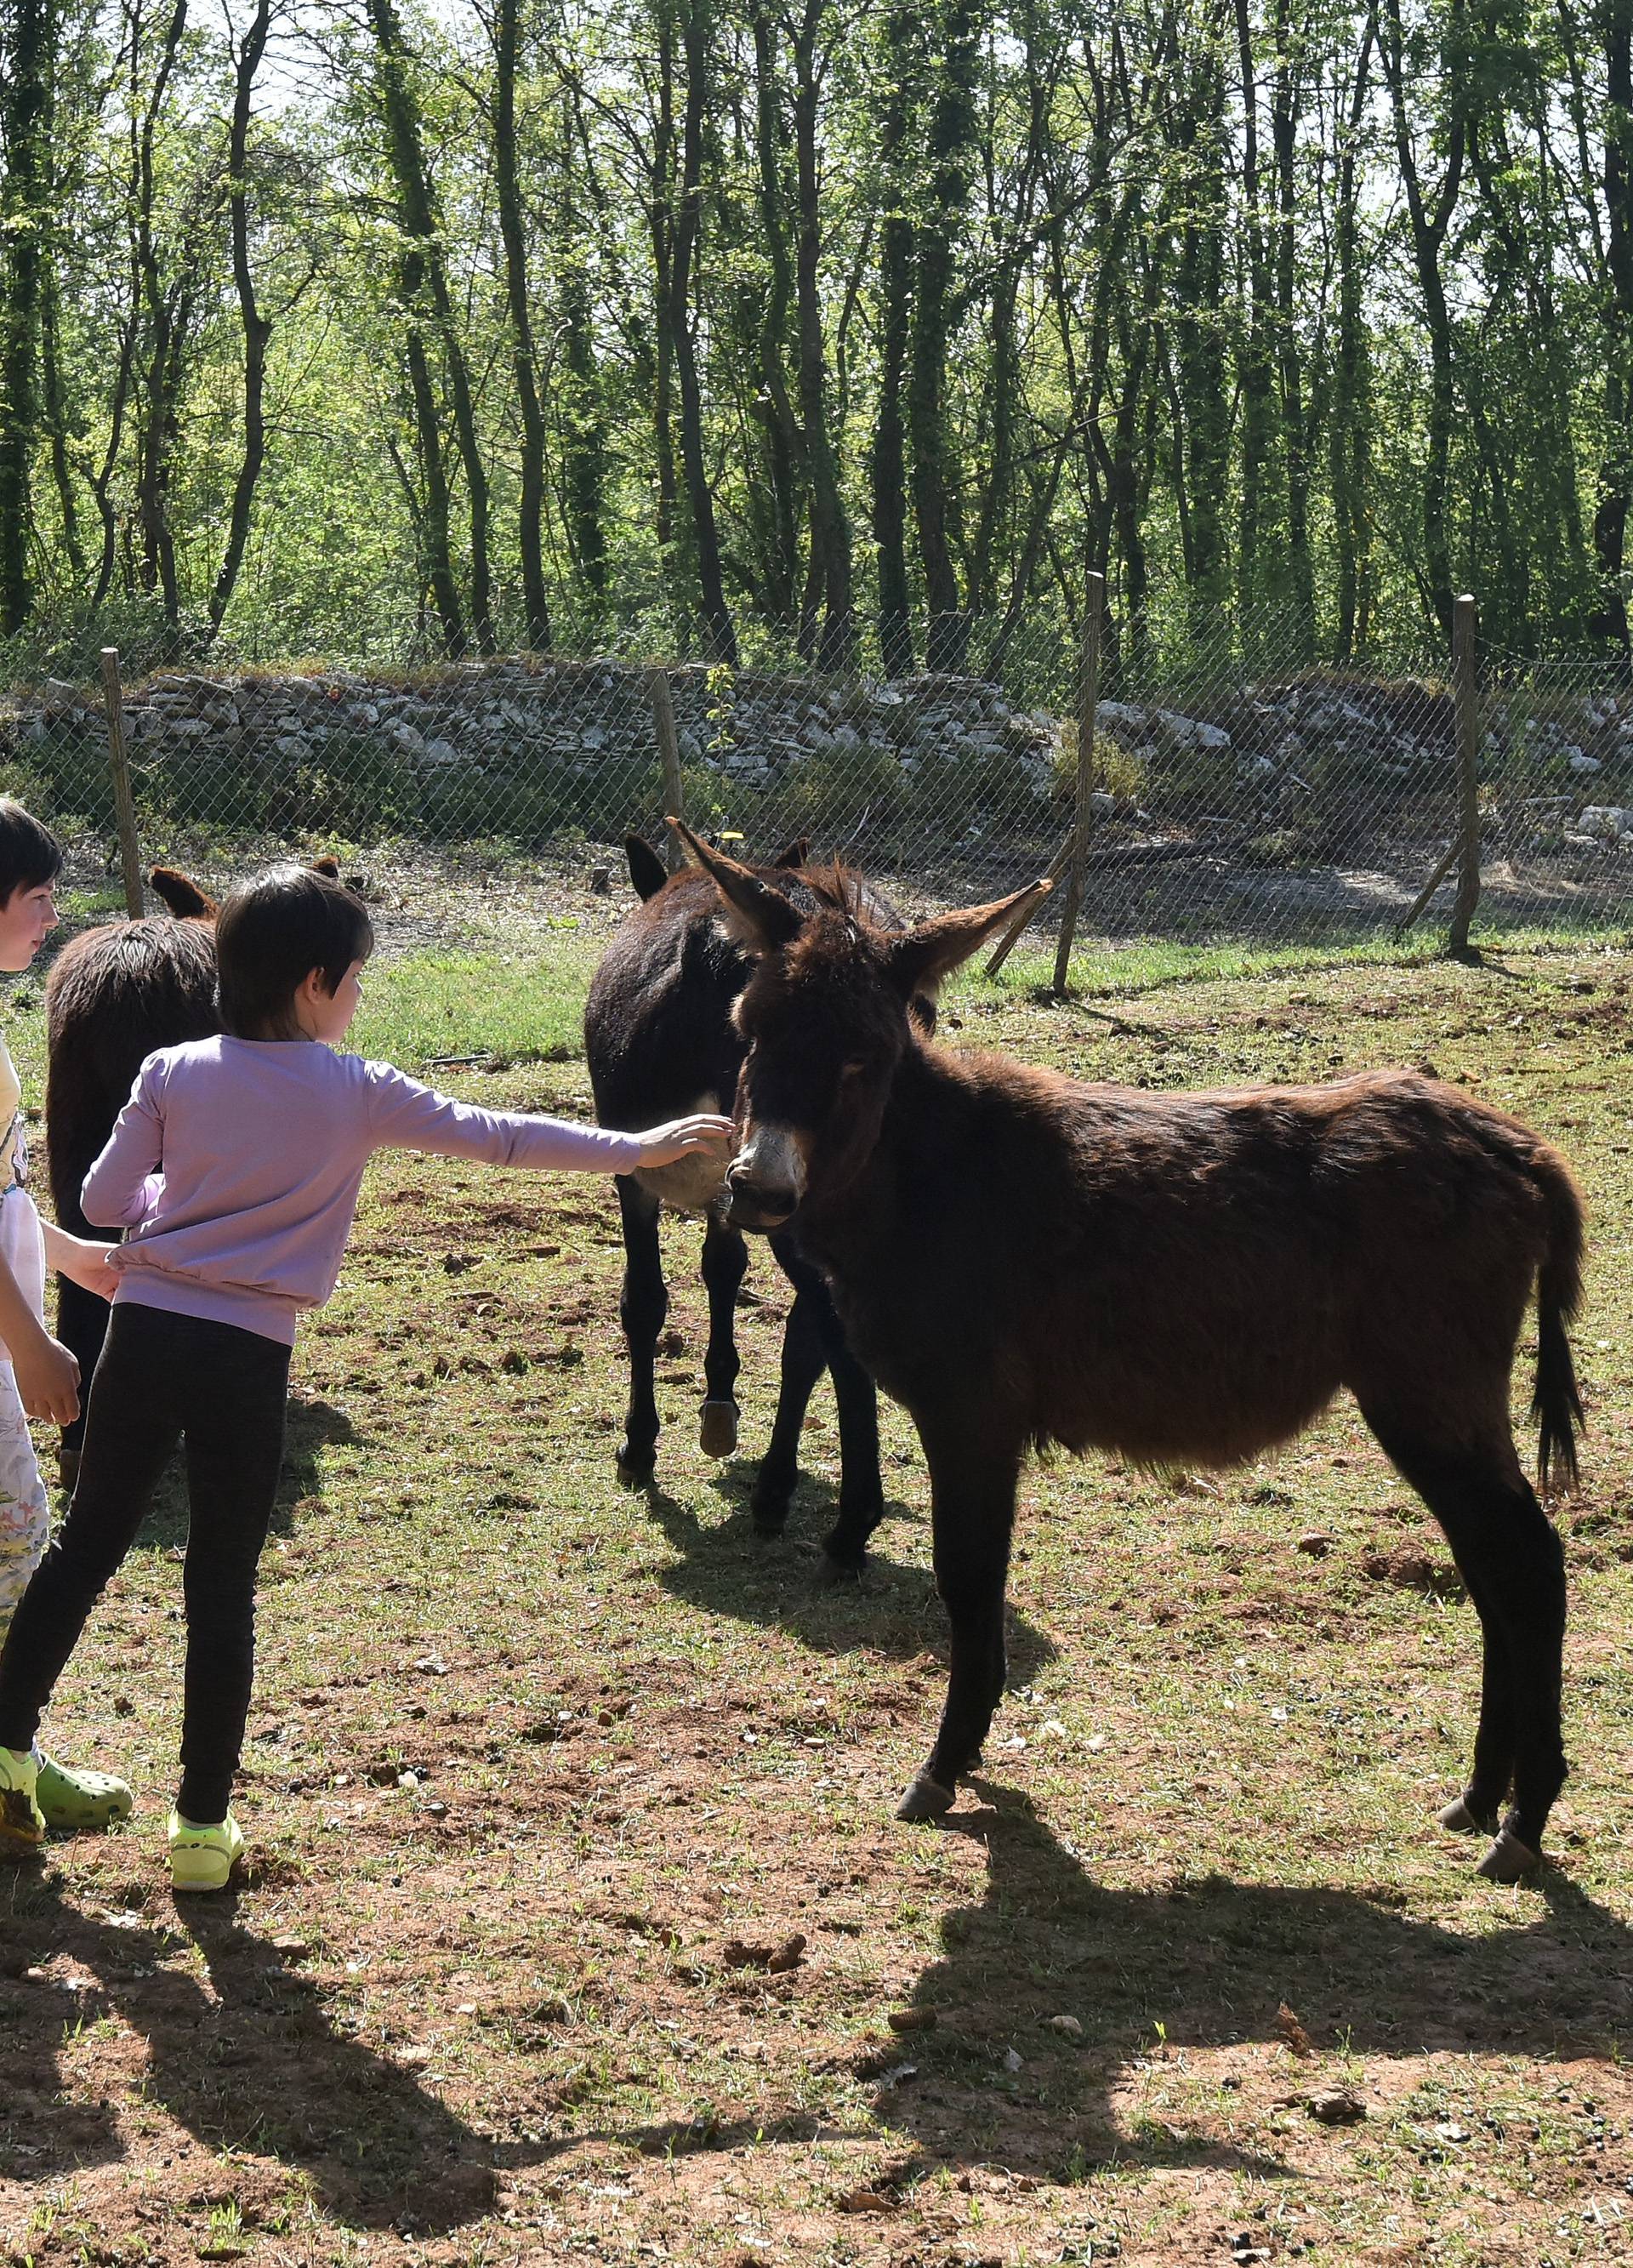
[
  {"xmin": 1271, "ymin": 0, "xmax": 1315, "ymax": 652},
  {"xmin": 1329, "ymin": 18, "xmax": 1374, "ymax": 658},
  {"xmin": 368, "ymin": 0, "xmax": 495, "ymax": 652},
  {"xmin": 869, "ymin": 0, "xmax": 915, "ymax": 675},
  {"xmin": 650, "ymin": 0, "xmax": 680, "ymax": 564},
  {"xmin": 494, "ymin": 0, "xmax": 552, "ymax": 648},
  {"xmin": 0, "ymin": 0, "xmax": 50, "ymax": 631},
  {"xmin": 129, "ymin": 0, "xmax": 191, "ymax": 628},
  {"xmin": 1381, "ymin": 0, "xmax": 1465, "ymax": 636},
  {"xmin": 669, "ymin": 0, "xmax": 737, "ymax": 664},
  {"xmin": 1233, "ymin": 0, "xmax": 1273, "ymax": 622},
  {"xmin": 1597, "ymin": 0, "xmax": 1633, "ymax": 653},
  {"xmin": 792, "ymin": 0, "xmax": 854, "ymax": 669},
  {"xmin": 750, "ymin": 0, "xmax": 802, "ymax": 625},
  {"xmin": 1169, "ymin": 3, "xmax": 1231, "ymax": 630},
  {"xmin": 208, "ymin": 0, "xmax": 274, "ymax": 636},
  {"xmin": 560, "ymin": 96, "xmax": 609, "ymax": 605},
  {"xmin": 39, "ymin": 268, "xmax": 83, "ymax": 584},
  {"xmin": 908, "ymin": 0, "xmax": 981, "ymax": 675}
]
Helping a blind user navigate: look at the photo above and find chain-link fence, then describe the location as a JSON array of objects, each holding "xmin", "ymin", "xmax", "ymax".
[{"xmin": 4, "ymin": 601, "xmax": 1633, "ymax": 954}]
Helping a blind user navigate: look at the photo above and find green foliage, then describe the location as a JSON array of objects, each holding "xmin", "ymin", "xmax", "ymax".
[{"xmin": 0, "ymin": 0, "xmax": 1626, "ymax": 675}]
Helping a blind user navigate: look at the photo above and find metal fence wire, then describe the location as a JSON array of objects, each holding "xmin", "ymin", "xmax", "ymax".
[{"xmin": 5, "ymin": 601, "xmax": 1633, "ymax": 952}]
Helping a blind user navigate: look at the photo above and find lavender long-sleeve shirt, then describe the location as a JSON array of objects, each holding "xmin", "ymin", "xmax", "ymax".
[{"xmin": 82, "ymin": 1036, "xmax": 642, "ymax": 1345}]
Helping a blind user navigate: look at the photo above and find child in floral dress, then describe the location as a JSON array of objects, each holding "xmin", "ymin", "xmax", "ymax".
[{"xmin": 0, "ymin": 800, "xmax": 135, "ymax": 1836}]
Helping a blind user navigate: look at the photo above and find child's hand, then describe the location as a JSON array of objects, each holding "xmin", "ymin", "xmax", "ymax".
[
  {"xmin": 54, "ymin": 1234, "xmax": 119, "ymax": 1302},
  {"xmin": 12, "ymin": 1330, "xmax": 80, "ymax": 1426},
  {"xmin": 634, "ymin": 1114, "xmax": 737, "ymax": 1169}
]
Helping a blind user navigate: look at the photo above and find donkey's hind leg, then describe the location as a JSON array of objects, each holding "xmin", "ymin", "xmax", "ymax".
[
  {"xmin": 1365, "ymin": 1412, "xmax": 1567, "ymax": 1878},
  {"xmin": 699, "ymin": 1208, "xmax": 748, "ymax": 1458},
  {"xmin": 615, "ymin": 1177, "xmax": 666, "ymax": 1487}
]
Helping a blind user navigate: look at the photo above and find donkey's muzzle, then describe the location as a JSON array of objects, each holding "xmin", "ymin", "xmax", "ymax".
[{"xmin": 723, "ymin": 1160, "xmax": 798, "ymax": 1234}]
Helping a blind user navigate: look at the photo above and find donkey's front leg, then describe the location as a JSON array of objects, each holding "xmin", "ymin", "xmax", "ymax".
[
  {"xmin": 748, "ymin": 1285, "xmax": 826, "ymax": 1534},
  {"xmin": 615, "ymin": 1177, "xmax": 666, "ymax": 1486},
  {"xmin": 762, "ymin": 1237, "xmax": 885, "ymax": 1569},
  {"xmin": 698, "ymin": 1207, "xmax": 748, "ymax": 1458},
  {"xmin": 897, "ymin": 1429, "xmax": 1022, "ymax": 1822}
]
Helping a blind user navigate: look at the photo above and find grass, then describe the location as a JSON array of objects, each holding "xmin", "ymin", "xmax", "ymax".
[{"xmin": 1, "ymin": 927, "xmax": 1632, "ymax": 2265}]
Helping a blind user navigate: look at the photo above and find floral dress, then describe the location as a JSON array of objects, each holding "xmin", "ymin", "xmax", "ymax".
[{"xmin": 0, "ymin": 1029, "xmax": 49, "ymax": 1635}]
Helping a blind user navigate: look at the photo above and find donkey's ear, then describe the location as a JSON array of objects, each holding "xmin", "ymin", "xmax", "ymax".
[
  {"xmin": 309, "ymin": 854, "xmax": 342, "ymax": 880},
  {"xmin": 771, "ymin": 836, "xmax": 810, "ymax": 870},
  {"xmin": 623, "ymin": 834, "xmax": 669, "ymax": 901},
  {"xmin": 148, "ymin": 866, "xmax": 217, "ymax": 920},
  {"xmin": 885, "ymin": 880, "xmax": 1052, "ymax": 999},
  {"xmin": 668, "ymin": 818, "xmax": 804, "ymax": 953}
]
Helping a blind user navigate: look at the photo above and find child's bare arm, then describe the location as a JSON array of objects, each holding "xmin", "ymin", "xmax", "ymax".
[
  {"xmin": 41, "ymin": 1220, "xmax": 118, "ymax": 1302},
  {"xmin": 0, "ymin": 1248, "xmax": 79, "ymax": 1423}
]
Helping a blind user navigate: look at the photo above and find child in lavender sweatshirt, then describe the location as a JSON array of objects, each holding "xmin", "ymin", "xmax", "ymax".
[{"xmin": 0, "ymin": 864, "xmax": 731, "ymax": 1889}]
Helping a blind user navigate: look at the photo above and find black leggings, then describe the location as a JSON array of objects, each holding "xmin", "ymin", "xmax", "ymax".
[{"xmin": 0, "ymin": 1302, "xmax": 290, "ymax": 1823}]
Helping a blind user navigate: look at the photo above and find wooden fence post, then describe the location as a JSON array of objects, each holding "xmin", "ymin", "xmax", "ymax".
[
  {"xmin": 1447, "ymin": 594, "xmax": 1482, "ymax": 957},
  {"xmin": 99, "ymin": 648, "xmax": 145, "ymax": 919},
  {"xmin": 1051, "ymin": 569, "xmax": 1106, "ymax": 993},
  {"xmin": 646, "ymin": 665, "xmax": 686, "ymax": 867}
]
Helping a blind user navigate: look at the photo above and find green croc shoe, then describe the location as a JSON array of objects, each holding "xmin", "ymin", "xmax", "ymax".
[
  {"xmin": 168, "ymin": 1809, "xmax": 244, "ymax": 1894},
  {"xmin": 0, "ymin": 1747, "xmax": 44, "ymax": 1853},
  {"xmin": 36, "ymin": 1753, "xmax": 134, "ymax": 1833}
]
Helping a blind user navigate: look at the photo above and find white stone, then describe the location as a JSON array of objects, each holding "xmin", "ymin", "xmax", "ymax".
[{"xmin": 1156, "ymin": 708, "xmax": 1232, "ymax": 752}]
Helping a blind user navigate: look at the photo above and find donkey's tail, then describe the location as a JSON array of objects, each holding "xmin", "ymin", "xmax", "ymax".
[{"xmin": 1531, "ymin": 1148, "xmax": 1586, "ymax": 1494}]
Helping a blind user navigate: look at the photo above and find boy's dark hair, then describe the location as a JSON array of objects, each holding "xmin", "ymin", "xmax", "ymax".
[
  {"xmin": 215, "ymin": 864, "xmax": 374, "ymax": 1038},
  {"xmin": 0, "ymin": 799, "xmax": 64, "ymax": 905}
]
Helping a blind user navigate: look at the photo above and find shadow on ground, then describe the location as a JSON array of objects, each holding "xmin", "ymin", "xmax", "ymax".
[
  {"xmin": 131, "ymin": 1394, "xmax": 360, "ymax": 1552},
  {"xmin": 0, "ymin": 1870, "xmax": 494, "ymax": 2232},
  {"xmin": 864, "ymin": 1784, "xmax": 1633, "ymax": 2176},
  {"xmin": 638, "ymin": 1470, "xmax": 1059, "ymax": 1682},
  {"xmin": 509, "ymin": 1785, "xmax": 1633, "ymax": 2182},
  {"xmin": 4, "ymin": 1792, "xmax": 1627, "ymax": 2223}
]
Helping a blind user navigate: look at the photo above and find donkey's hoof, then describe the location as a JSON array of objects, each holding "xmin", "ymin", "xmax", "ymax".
[
  {"xmin": 616, "ymin": 1452, "xmax": 656, "ymax": 1490},
  {"xmin": 816, "ymin": 1552, "xmax": 863, "ymax": 1588},
  {"xmin": 699, "ymin": 1400, "xmax": 739, "ymax": 1459},
  {"xmin": 895, "ymin": 1771, "xmax": 956, "ymax": 1824},
  {"xmin": 1438, "ymin": 1795, "xmax": 1498, "ymax": 1837},
  {"xmin": 1476, "ymin": 1827, "xmax": 1542, "ymax": 1883}
]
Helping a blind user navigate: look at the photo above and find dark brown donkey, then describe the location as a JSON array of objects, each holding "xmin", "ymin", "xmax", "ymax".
[
  {"xmin": 584, "ymin": 835, "xmax": 925, "ymax": 1569},
  {"xmin": 674, "ymin": 820, "xmax": 1586, "ymax": 1883}
]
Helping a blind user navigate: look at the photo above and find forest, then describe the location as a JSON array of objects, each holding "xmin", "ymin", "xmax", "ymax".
[{"xmin": 0, "ymin": 0, "xmax": 1628, "ymax": 684}]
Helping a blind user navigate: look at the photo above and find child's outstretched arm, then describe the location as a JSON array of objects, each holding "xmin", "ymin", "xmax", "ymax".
[
  {"xmin": 626, "ymin": 1114, "xmax": 737, "ymax": 1167},
  {"xmin": 363, "ymin": 1063, "xmax": 733, "ymax": 1176},
  {"xmin": 81, "ymin": 1060, "xmax": 166, "ymax": 1230}
]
